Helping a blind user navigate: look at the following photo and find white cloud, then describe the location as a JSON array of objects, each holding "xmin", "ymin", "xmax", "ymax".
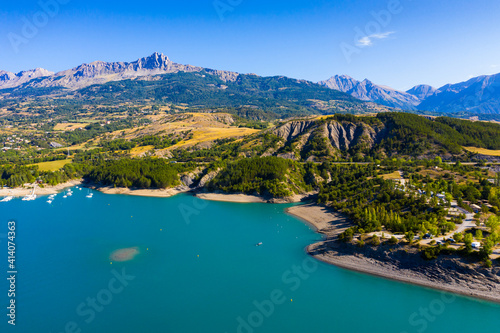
[
  {"xmin": 357, "ymin": 32, "xmax": 394, "ymax": 47},
  {"xmin": 491, "ymin": 64, "xmax": 499, "ymax": 69}
]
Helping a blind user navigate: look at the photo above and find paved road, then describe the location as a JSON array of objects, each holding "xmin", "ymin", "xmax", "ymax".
[{"xmin": 455, "ymin": 212, "xmax": 476, "ymax": 234}]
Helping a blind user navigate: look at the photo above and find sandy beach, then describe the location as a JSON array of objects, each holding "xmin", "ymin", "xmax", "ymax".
[
  {"xmin": 289, "ymin": 203, "xmax": 500, "ymax": 304},
  {"xmin": 286, "ymin": 203, "xmax": 351, "ymax": 234},
  {"xmin": 195, "ymin": 193, "xmax": 267, "ymax": 203},
  {"xmin": 0, "ymin": 179, "xmax": 82, "ymax": 197},
  {"xmin": 96, "ymin": 185, "xmax": 190, "ymax": 198},
  {"xmin": 195, "ymin": 192, "xmax": 316, "ymax": 204}
]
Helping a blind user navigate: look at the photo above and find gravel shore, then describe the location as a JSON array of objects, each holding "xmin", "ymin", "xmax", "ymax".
[{"xmin": 288, "ymin": 203, "xmax": 500, "ymax": 304}]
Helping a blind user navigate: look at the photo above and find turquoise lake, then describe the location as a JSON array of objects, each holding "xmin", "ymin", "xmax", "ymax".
[{"xmin": 1, "ymin": 188, "xmax": 499, "ymax": 333}]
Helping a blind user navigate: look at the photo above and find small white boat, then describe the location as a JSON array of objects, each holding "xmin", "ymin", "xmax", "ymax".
[
  {"xmin": 47, "ymin": 200, "xmax": 53, "ymax": 204},
  {"xmin": 63, "ymin": 195, "xmax": 68, "ymax": 199},
  {"xmin": 256, "ymin": 242, "xmax": 263, "ymax": 246},
  {"xmin": 86, "ymin": 193, "xmax": 93, "ymax": 198},
  {"xmin": 22, "ymin": 186, "xmax": 37, "ymax": 201},
  {"xmin": 22, "ymin": 194, "xmax": 36, "ymax": 201},
  {"xmin": 1, "ymin": 196, "xmax": 13, "ymax": 202}
]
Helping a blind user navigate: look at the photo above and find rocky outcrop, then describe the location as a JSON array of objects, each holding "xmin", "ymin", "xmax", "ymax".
[
  {"xmin": 180, "ymin": 175, "xmax": 194, "ymax": 187},
  {"xmin": 273, "ymin": 120, "xmax": 316, "ymax": 141},
  {"xmin": 205, "ymin": 69, "xmax": 239, "ymax": 82},
  {"xmin": 196, "ymin": 169, "xmax": 221, "ymax": 189},
  {"xmin": 277, "ymin": 152, "xmax": 298, "ymax": 160},
  {"xmin": 324, "ymin": 122, "xmax": 381, "ymax": 150},
  {"xmin": 272, "ymin": 118, "xmax": 385, "ymax": 155}
]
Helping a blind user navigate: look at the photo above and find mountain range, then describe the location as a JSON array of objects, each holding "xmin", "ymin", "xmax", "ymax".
[
  {"xmin": 319, "ymin": 73, "xmax": 500, "ymax": 115},
  {"xmin": 0, "ymin": 52, "xmax": 240, "ymax": 90},
  {"xmin": 1, "ymin": 52, "xmax": 499, "ymax": 116}
]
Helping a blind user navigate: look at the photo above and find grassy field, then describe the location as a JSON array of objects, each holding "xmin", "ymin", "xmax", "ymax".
[
  {"xmin": 464, "ymin": 147, "xmax": 500, "ymax": 156},
  {"xmin": 32, "ymin": 159, "xmax": 72, "ymax": 171},
  {"xmin": 168, "ymin": 127, "xmax": 260, "ymax": 150},
  {"xmin": 381, "ymin": 171, "xmax": 401, "ymax": 180},
  {"xmin": 130, "ymin": 145, "xmax": 155, "ymax": 157},
  {"xmin": 54, "ymin": 123, "xmax": 87, "ymax": 131}
]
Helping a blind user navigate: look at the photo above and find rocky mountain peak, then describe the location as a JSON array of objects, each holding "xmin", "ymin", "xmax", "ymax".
[
  {"xmin": 136, "ymin": 52, "xmax": 171, "ymax": 70},
  {"xmin": 319, "ymin": 75, "xmax": 420, "ymax": 110},
  {"xmin": 0, "ymin": 67, "xmax": 54, "ymax": 88},
  {"xmin": 406, "ymin": 84, "xmax": 437, "ymax": 100}
]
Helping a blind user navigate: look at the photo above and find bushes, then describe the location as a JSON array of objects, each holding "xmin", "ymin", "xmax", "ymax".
[{"xmin": 421, "ymin": 246, "xmax": 442, "ymax": 260}]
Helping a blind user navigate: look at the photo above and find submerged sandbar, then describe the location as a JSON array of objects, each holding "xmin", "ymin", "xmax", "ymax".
[{"xmin": 110, "ymin": 247, "xmax": 139, "ymax": 262}]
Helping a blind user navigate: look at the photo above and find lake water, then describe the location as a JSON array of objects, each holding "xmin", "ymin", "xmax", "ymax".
[{"xmin": 1, "ymin": 188, "xmax": 499, "ymax": 333}]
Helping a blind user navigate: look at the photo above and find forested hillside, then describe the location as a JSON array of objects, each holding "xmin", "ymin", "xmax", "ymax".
[
  {"xmin": 250, "ymin": 113, "xmax": 500, "ymax": 161},
  {"xmin": 207, "ymin": 156, "xmax": 312, "ymax": 197}
]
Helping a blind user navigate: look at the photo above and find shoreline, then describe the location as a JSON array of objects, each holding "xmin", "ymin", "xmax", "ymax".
[
  {"xmin": 94, "ymin": 185, "xmax": 191, "ymax": 198},
  {"xmin": 287, "ymin": 203, "xmax": 500, "ymax": 305},
  {"xmin": 3, "ymin": 180, "xmax": 499, "ymax": 304},
  {"xmin": 0, "ymin": 179, "xmax": 82, "ymax": 197},
  {"xmin": 308, "ymin": 242, "xmax": 500, "ymax": 305},
  {"xmin": 195, "ymin": 193, "xmax": 267, "ymax": 203},
  {"xmin": 195, "ymin": 192, "xmax": 316, "ymax": 204},
  {"xmin": 286, "ymin": 203, "xmax": 350, "ymax": 235}
]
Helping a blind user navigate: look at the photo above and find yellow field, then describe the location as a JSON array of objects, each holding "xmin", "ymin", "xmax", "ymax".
[
  {"xmin": 130, "ymin": 145, "xmax": 155, "ymax": 157},
  {"xmin": 464, "ymin": 147, "xmax": 500, "ymax": 156},
  {"xmin": 32, "ymin": 159, "xmax": 72, "ymax": 171},
  {"xmin": 103, "ymin": 113, "xmax": 261, "ymax": 151},
  {"xmin": 169, "ymin": 127, "xmax": 260, "ymax": 149},
  {"xmin": 54, "ymin": 123, "xmax": 87, "ymax": 131},
  {"xmin": 381, "ymin": 171, "xmax": 401, "ymax": 180}
]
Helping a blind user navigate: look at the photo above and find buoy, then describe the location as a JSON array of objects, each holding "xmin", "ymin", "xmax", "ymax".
[
  {"xmin": 110, "ymin": 262, "xmax": 113, "ymax": 265},
  {"xmin": 291, "ymin": 299, "xmax": 293, "ymax": 302},
  {"xmin": 197, "ymin": 255, "xmax": 199, "ymax": 257},
  {"xmin": 147, "ymin": 248, "xmax": 149, "ymax": 251},
  {"xmin": 160, "ymin": 229, "xmax": 162, "ymax": 231}
]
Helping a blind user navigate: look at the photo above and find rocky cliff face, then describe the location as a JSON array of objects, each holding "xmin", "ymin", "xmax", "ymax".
[
  {"xmin": 272, "ymin": 118, "xmax": 385, "ymax": 156},
  {"xmin": 323, "ymin": 121, "xmax": 382, "ymax": 150},
  {"xmin": 273, "ymin": 120, "xmax": 316, "ymax": 141}
]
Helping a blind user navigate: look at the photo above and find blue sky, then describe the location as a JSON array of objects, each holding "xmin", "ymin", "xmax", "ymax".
[{"xmin": 0, "ymin": 0, "xmax": 499, "ymax": 90}]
